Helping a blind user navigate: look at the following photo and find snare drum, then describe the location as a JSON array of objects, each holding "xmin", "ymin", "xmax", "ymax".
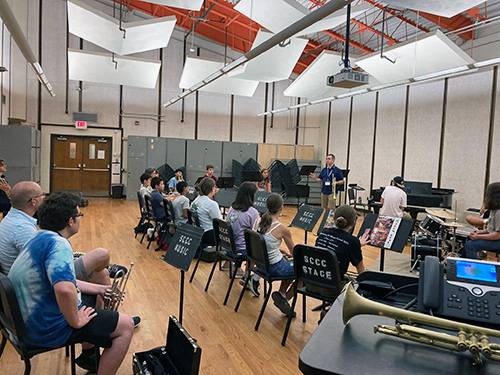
[{"xmin": 419, "ymin": 215, "xmax": 444, "ymax": 236}]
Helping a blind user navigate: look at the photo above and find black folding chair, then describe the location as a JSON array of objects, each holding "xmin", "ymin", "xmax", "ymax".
[
  {"xmin": 0, "ymin": 275, "xmax": 77, "ymax": 375},
  {"xmin": 136, "ymin": 191, "xmax": 154, "ymax": 243},
  {"xmin": 155, "ymin": 198, "xmax": 177, "ymax": 249},
  {"xmin": 205, "ymin": 219, "xmax": 247, "ymax": 305},
  {"xmin": 235, "ymin": 229, "xmax": 295, "ymax": 331},
  {"xmin": 144, "ymin": 195, "xmax": 167, "ymax": 250},
  {"xmin": 281, "ymin": 244, "xmax": 343, "ymax": 346}
]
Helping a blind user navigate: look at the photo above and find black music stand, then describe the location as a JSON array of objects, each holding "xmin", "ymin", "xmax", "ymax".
[
  {"xmin": 194, "ymin": 177, "xmax": 204, "ymax": 185},
  {"xmin": 290, "ymin": 204, "xmax": 324, "ymax": 243},
  {"xmin": 357, "ymin": 213, "xmax": 413, "ymax": 272},
  {"xmin": 299, "ymin": 165, "xmax": 316, "ymax": 203},
  {"xmin": 338, "ymin": 168, "xmax": 349, "ymax": 204},
  {"xmin": 254, "ymin": 191, "xmax": 271, "ymax": 214},
  {"xmin": 162, "ymin": 223, "xmax": 204, "ymax": 324},
  {"xmin": 217, "ymin": 177, "xmax": 235, "ymax": 190},
  {"xmin": 288, "ymin": 184, "xmax": 310, "ymax": 212},
  {"xmin": 242, "ymin": 171, "xmax": 261, "ymax": 183}
]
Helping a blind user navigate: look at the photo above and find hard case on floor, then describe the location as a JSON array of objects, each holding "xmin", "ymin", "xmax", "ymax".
[{"xmin": 132, "ymin": 315, "xmax": 201, "ymax": 375}]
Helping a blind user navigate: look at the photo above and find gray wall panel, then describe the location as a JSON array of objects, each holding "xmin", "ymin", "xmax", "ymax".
[
  {"xmin": 329, "ymin": 98, "xmax": 351, "ymax": 166},
  {"xmin": 126, "ymin": 157, "xmax": 147, "ymax": 200},
  {"xmin": 373, "ymin": 86, "xmax": 407, "ymax": 190},
  {"xmin": 490, "ymin": 69, "xmax": 500, "ymax": 185},
  {"xmin": 128, "ymin": 136, "xmax": 147, "ymax": 158},
  {"xmin": 405, "ymin": 80, "xmax": 444, "ymax": 185},
  {"xmin": 147, "ymin": 137, "xmax": 167, "ymax": 168},
  {"xmin": 442, "ymin": 70, "xmax": 493, "ymax": 218},
  {"xmin": 348, "ymin": 92, "xmax": 377, "ymax": 202},
  {"xmin": 166, "ymin": 138, "xmax": 186, "ymax": 170}
]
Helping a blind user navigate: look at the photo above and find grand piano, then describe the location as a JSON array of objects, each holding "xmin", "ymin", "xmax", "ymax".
[{"xmin": 369, "ymin": 181, "xmax": 455, "ymax": 218}]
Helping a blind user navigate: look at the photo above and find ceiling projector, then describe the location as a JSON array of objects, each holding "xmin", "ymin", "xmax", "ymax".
[{"xmin": 326, "ymin": 69, "xmax": 369, "ymax": 89}]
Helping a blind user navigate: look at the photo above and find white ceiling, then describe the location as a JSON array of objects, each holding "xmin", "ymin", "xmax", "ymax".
[{"xmin": 381, "ymin": 0, "xmax": 486, "ymax": 18}]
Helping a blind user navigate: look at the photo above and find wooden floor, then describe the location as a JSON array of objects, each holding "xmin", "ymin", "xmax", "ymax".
[{"xmin": 0, "ymin": 198, "xmax": 397, "ymax": 375}]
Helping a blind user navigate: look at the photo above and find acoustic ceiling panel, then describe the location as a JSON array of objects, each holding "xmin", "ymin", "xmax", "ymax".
[
  {"xmin": 355, "ymin": 30, "xmax": 475, "ymax": 84},
  {"xmin": 284, "ymin": 51, "xmax": 349, "ymax": 99},
  {"xmin": 381, "ymin": 0, "xmax": 485, "ymax": 18},
  {"xmin": 228, "ymin": 30, "xmax": 308, "ymax": 82},
  {"xmin": 179, "ymin": 56, "xmax": 259, "ymax": 97},
  {"xmin": 234, "ymin": 0, "xmax": 369, "ymax": 36},
  {"xmin": 68, "ymin": 49, "xmax": 161, "ymax": 89},
  {"xmin": 68, "ymin": 0, "xmax": 176, "ymax": 56},
  {"xmin": 138, "ymin": 0, "xmax": 204, "ymax": 11}
]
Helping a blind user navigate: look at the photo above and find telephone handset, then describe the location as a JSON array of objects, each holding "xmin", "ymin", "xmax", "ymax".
[
  {"xmin": 418, "ymin": 256, "xmax": 500, "ymax": 324},
  {"xmin": 418, "ymin": 256, "xmax": 444, "ymax": 312}
]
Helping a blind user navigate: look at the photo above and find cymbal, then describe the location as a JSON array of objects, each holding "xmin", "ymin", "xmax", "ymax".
[
  {"xmin": 425, "ymin": 208, "xmax": 456, "ymax": 220},
  {"xmin": 441, "ymin": 221, "xmax": 465, "ymax": 228}
]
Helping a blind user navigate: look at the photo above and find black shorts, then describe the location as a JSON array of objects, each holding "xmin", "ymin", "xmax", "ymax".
[
  {"xmin": 81, "ymin": 293, "xmax": 97, "ymax": 308},
  {"xmin": 65, "ymin": 307, "xmax": 119, "ymax": 349}
]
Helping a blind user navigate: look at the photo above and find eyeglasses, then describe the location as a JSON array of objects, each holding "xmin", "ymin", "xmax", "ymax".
[
  {"xmin": 73, "ymin": 213, "xmax": 84, "ymax": 219},
  {"xmin": 27, "ymin": 193, "xmax": 46, "ymax": 202}
]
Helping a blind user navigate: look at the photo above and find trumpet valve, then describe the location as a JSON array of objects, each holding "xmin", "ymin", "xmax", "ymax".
[
  {"xmin": 480, "ymin": 335, "xmax": 492, "ymax": 358},
  {"xmin": 457, "ymin": 330, "xmax": 468, "ymax": 351},
  {"xmin": 469, "ymin": 334, "xmax": 480, "ymax": 354}
]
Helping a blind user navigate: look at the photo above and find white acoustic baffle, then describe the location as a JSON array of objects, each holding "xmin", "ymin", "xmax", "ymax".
[
  {"xmin": 234, "ymin": 0, "xmax": 369, "ymax": 36},
  {"xmin": 355, "ymin": 30, "xmax": 475, "ymax": 84},
  {"xmin": 138, "ymin": 0, "xmax": 204, "ymax": 11},
  {"xmin": 227, "ymin": 30, "xmax": 308, "ymax": 83},
  {"xmin": 382, "ymin": 0, "xmax": 485, "ymax": 18},
  {"xmin": 68, "ymin": 49, "xmax": 161, "ymax": 89},
  {"xmin": 179, "ymin": 56, "xmax": 259, "ymax": 97},
  {"xmin": 68, "ymin": 0, "xmax": 176, "ymax": 56},
  {"xmin": 284, "ymin": 50, "xmax": 354, "ymax": 99}
]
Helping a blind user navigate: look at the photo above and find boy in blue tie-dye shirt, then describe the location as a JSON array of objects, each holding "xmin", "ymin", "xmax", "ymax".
[{"xmin": 9, "ymin": 192, "xmax": 134, "ymax": 375}]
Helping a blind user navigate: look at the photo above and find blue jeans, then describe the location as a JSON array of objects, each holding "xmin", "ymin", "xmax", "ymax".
[
  {"xmin": 462, "ymin": 239, "xmax": 500, "ymax": 259},
  {"xmin": 268, "ymin": 257, "xmax": 294, "ymax": 277}
]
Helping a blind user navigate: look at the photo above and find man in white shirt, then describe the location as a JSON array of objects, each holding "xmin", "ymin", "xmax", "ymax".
[
  {"xmin": 379, "ymin": 176, "xmax": 411, "ymax": 220},
  {"xmin": 172, "ymin": 181, "xmax": 190, "ymax": 226}
]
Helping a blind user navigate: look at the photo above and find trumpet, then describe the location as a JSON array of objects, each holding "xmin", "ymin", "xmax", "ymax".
[
  {"xmin": 332, "ymin": 177, "xmax": 337, "ymax": 201},
  {"xmin": 104, "ymin": 262, "xmax": 134, "ymax": 311},
  {"xmin": 343, "ymin": 282, "xmax": 500, "ymax": 366}
]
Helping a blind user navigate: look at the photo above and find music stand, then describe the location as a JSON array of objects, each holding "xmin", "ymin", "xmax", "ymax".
[
  {"xmin": 290, "ymin": 204, "xmax": 324, "ymax": 243},
  {"xmin": 299, "ymin": 165, "xmax": 316, "ymax": 202},
  {"xmin": 338, "ymin": 168, "xmax": 349, "ymax": 204},
  {"xmin": 194, "ymin": 177, "xmax": 204, "ymax": 185},
  {"xmin": 242, "ymin": 171, "xmax": 261, "ymax": 183},
  {"xmin": 217, "ymin": 177, "xmax": 235, "ymax": 190}
]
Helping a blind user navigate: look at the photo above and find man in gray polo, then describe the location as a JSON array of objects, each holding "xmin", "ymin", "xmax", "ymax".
[{"xmin": 0, "ymin": 181, "xmax": 111, "ymax": 284}]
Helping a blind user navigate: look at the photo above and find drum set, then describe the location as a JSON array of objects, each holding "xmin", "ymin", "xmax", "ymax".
[{"xmin": 410, "ymin": 208, "xmax": 474, "ymax": 272}]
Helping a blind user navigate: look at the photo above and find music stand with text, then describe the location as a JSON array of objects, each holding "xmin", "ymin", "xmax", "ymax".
[
  {"xmin": 217, "ymin": 177, "xmax": 235, "ymax": 190},
  {"xmin": 162, "ymin": 223, "xmax": 204, "ymax": 324},
  {"xmin": 254, "ymin": 190, "xmax": 271, "ymax": 214},
  {"xmin": 291, "ymin": 204, "xmax": 324, "ymax": 243},
  {"xmin": 357, "ymin": 213, "xmax": 413, "ymax": 272}
]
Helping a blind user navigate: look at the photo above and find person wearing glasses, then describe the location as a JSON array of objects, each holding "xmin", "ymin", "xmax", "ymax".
[
  {"xmin": 0, "ymin": 183, "xmax": 117, "ymax": 288},
  {"xmin": 9, "ymin": 192, "xmax": 135, "ymax": 374}
]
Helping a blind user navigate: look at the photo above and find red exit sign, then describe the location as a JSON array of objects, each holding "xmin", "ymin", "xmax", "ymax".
[{"xmin": 75, "ymin": 121, "xmax": 87, "ymax": 129}]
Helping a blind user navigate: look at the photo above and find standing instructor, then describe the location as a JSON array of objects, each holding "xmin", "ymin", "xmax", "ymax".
[{"xmin": 310, "ymin": 154, "xmax": 344, "ymax": 209}]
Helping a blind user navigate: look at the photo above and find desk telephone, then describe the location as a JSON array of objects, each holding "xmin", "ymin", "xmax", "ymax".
[{"xmin": 418, "ymin": 256, "xmax": 500, "ymax": 325}]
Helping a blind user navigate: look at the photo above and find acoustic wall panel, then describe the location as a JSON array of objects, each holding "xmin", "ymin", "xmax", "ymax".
[
  {"xmin": 68, "ymin": 49, "xmax": 161, "ymax": 89},
  {"xmin": 442, "ymin": 70, "xmax": 493, "ymax": 219},
  {"xmin": 372, "ymin": 86, "xmax": 407, "ymax": 190},
  {"xmin": 122, "ymin": 86, "xmax": 159, "ymax": 137},
  {"xmin": 348, "ymin": 92, "xmax": 377, "ymax": 202},
  {"xmin": 329, "ymin": 98, "xmax": 351, "ymax": 166},
  {"xmin": 81, "ymin": 83, "xmax": 120, "ymax": 126},
  {"xmin": 68, "ymin": 0, "xmax": 176, "ymax": 56},
  {"xmin": 197, "ymin": 92, "xmax": 231, "ymax": 141},
  {"xmin": 491, "ymin": 70, "xmax": 500, "ymax": 185},
  {"xmin": 302, "ymin": 102, "xmax": 329, "ymax": 161},
  {"xmin": 404, "ymin": 80, "xmax": 444, "ymax": 185},
  {"xmin": 161, "ymin": 90, "xmax": 196, "ymax": 139}
]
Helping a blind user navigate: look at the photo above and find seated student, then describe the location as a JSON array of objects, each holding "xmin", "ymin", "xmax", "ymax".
[
  {"xmin": 150, "ymin": 177, "xmax": 166, "ymax": 221},
  {"xmin": 379, "ymin": 176, "xmax": 412, "ymax": 220},
  {"xmin": 256, "ymin": 168, "xmax": 271, "ymax": 193},
  {"xmin": 139, "ymin": 173, "xmax": 152, "ymax": 199},
  {"xmin": 0, "ymin": 159, "xmax": 11, "ymax": 214},
  {"xmin": 204, "ymin": 164, "xmax": 218, "ymax": 184},
  {"xmin": 168, "ymin": 169, "xmax": 184, "ymax": 193},
  {"xmin": 226, "ymin": 182, "xmax": 259, "ymax": 280},
  {"xmin": 315, "ymin": 205, "xmax": 369, "ymax": 282},
  {"xmin": 253, "ymin": 193, "xmax": 297, "ymax": 316},
  {"xmin": 191, "ymin": 177, "xmax": 221, "ymax": 247},
  {"xmin": 0, "ymin": 182, "xmax": 113, "ymax": 287},
  {"xmin": 145, "ymin": 167, "xmax": 159, "ymax": 179},
  {"xmin": 9, "ymin": 192, "xmax": 135, "ymax": 374},
  {"xmin": 172, "ymin": 181, "xmax": 190, "ymax": 226},
  {"xmin": 463, "ymin": 182, "xmax": 500, "ymax": 259}
]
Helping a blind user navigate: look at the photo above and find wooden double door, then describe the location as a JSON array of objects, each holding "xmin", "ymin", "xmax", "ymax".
[{"xmin": 51, "ymin": 135, "xmax": 112, "ymax": 196}]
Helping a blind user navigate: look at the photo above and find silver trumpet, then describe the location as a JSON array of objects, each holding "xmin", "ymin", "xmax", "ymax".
[
  {"xmin": 104, "ymin": 262, "xmax": 134, "ymax": 311},
  {"xmin": 343, "ymin": 282, "xmax": 500, "ymax": 366}
]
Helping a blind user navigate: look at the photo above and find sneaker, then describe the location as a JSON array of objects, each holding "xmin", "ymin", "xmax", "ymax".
[
  {"xmin": 233, "ymin": 269, "xmax": 245, "ymax": 279},
  {"xmin": 250, "ymin": 278, "xmax": 260, "ymax": 297},
  {"xmin": 75, "ymin": 349, "xmax": 97, "ymax": 373},
  {"xmin": 133, "ymin": 316, "xmax": 141, "ymax": 328},
  {"xmin": 221, "ymin": 262, "xmax": 231, "ymax": 271},
  {"xmin": 239, "ymin": 276, "xmax": 250, "ymax": 289},
  {"xmin": 108, "ymin": 264, "xmax": 127, "ymax": 278},
  {"xmin": 272, "ymin": 291, "xmax": 296, "ymax": 317}
]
